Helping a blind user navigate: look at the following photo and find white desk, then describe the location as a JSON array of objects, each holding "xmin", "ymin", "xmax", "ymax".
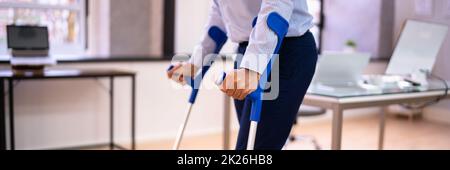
[{"xmin": 222, "ymin": 79, "xmax": 449, "ymax": 150}]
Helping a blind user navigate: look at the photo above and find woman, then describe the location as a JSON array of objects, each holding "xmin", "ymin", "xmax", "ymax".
[{"xmin": 168, "ymin": 0, "xmax": 318, "ymax": 150}]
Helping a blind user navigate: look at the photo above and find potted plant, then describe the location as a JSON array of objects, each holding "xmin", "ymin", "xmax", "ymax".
[{"xmin": 344, "ymin": 40, "xmax": 357, "ymax": 53}]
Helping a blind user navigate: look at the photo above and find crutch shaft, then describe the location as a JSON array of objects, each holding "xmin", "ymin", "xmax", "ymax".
[
  {"xmin": 173, "ymin": 103, "xmax": 194, "ymax": 150},
  {"xmin": 247, "ymin": 121, "xmax": 258, "ymax": 150}
]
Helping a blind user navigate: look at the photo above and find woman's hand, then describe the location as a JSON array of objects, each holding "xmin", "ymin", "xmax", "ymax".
[
  {"xmin": 167, "ymin": 63, "xmax": 199, "ymax": 85},
  {"xmin": 220, "ymin": 69, "xmax": 261, "ymax": 100}
]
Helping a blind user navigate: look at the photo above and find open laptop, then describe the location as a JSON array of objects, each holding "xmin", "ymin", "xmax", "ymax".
[
  {"xmin": 7, "ymin": 25, "xmax": 56, "ymax": 66},
  {"xmin": 312, "ymin": 52, "xmax": 371, "ymax": 88}
]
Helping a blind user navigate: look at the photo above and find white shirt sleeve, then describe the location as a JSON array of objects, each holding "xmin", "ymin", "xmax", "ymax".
[
  {"xmin": 239, "ymin": 0, "xmax": 294, "ymax": 75},
  {"xmin": 189, "ymin": 0, "xmax": 227, "ymax": 68}
]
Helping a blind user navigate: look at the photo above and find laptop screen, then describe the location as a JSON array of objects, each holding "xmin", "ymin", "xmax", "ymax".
[{"xmin": 7, "ymin": 25, "xmax": 49, "ymax": 50}]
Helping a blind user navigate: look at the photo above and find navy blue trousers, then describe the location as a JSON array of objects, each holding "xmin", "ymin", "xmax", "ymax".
[{"xmin": 234, "ymin": 31, "xmax": 318, "ymax": 150}]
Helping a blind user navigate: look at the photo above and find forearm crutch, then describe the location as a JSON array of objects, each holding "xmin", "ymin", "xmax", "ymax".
[
  {"xmin": 216, "ymin": 12, "xmax": 289, "ymax": 150},
  {"xmin": 167, "ymin": 26, "xmax": 227, "ymax": 150}
]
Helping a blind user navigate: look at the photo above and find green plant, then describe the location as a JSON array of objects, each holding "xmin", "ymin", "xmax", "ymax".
[{"xmin": 346, "ymin": 40, "xmax": 357, "ymax": 48}]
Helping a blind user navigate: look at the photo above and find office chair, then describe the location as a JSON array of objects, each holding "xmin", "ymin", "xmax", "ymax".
[{"xmin": 287, "ymin": 105, "xmax": 326, "ymax": 150}]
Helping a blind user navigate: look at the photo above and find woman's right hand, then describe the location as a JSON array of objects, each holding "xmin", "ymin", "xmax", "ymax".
[{"xmin": 167, "ymin": 63, "xmax": 199, "ymax": 85}]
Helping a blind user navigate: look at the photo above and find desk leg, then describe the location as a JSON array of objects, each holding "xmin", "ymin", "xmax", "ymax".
[
  {"xmin": 378, "ymin": 107, "xmax": 387, "ymax": 150},
  {"xmin": 110, "ymin": 77, "xmax": 115, "ymax": 150},
  {"xmin": 223, "ymin": 95, "xmax": 231, "ymax": 150},
  {"xmin": 131, "ymin": 75, "xmax": 136, "ymax": 150},
  {"xmin": 331, "ymin": 105, "xmax": 343, "ymax": 150},
  {"xmin": 8, "ymin": 80, "xmax": 14, "ymax": 150},
  {"xmin": 0, "ymin": 79, "xmax": 5, "ymax": 150}
]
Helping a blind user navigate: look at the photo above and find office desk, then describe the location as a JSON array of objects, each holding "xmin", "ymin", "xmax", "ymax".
[
  {"xmin": 220, "ymin": 79, "xmax": 449, "ymax": 150},
  {"xmin": 0, "ymin": 69, "xmax": 136, "ymax": 150},
  {"xmin": 304, "ymin": 80, "xmax": 449, "ymax": 150}
]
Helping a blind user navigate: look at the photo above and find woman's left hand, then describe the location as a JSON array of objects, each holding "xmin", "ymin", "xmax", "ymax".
[{"xmin": 220, "ymin": 69, "xmax": 261, "ymax": 100}]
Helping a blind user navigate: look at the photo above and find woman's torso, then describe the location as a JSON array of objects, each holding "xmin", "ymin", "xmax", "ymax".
[{"xmin": 214, "ymin": 0, "xmax": 314, "ymax": 43}]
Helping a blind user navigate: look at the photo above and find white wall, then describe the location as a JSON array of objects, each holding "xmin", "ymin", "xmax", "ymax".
[
  {"xmin": 322, "ymin": 0, "xmax": 397, "ymax": 58},
  {"xmin": 175, "ymin": 0, "xmax": 235, "ymax": 55},
  {"xmin": 322, "ymin": 0, "xmax": 387, "ymax": 57},
  {"xmin": 87, "ymin": 0, "xmax": 110, "ymax": 56}
]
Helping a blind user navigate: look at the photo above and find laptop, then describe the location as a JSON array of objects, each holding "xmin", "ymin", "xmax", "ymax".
[
  {"xmin": 312, "ymin": 52, "xmax": 371, "ymax": 88},
  {"xmin": 7, "ymin": 25, "xmax": 56, "ymax": 66}
]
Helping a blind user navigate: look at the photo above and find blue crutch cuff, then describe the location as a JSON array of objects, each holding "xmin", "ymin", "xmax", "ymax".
[
  {"xmin": 249, "ymin": 12, "xmax": 289, "ymax": 121},
  {"xmin": 187, "ymin": 26, "xmax": 227, "ymax": 104}
]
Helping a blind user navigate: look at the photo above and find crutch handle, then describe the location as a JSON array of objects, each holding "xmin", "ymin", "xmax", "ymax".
[
  {"xmin": 214, "ymin": 72, "xmax": 227, "ymax": 86},
  {"xmin": 168, "ymin": 64, "xmax": 212, "ymax": 104},
  {"xmin": 167, "ymin": 65, "xmax": 175, "ymax": 72},
  {"xmin": 215, "ymin": 72, "xmax": 261, "ymax": 100},
  {"xmin": 215, "ymin": 71, "xmax": 263, "ymax": 120}
]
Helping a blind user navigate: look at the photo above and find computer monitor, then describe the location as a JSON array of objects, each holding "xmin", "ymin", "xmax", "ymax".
[
  {"xmin": 386, "ymin": 20, "xmax": 448, "ymax": 76},
  {"xmin": 7, "ymin": 25, "xmax": 49, "ymax": 50}
]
